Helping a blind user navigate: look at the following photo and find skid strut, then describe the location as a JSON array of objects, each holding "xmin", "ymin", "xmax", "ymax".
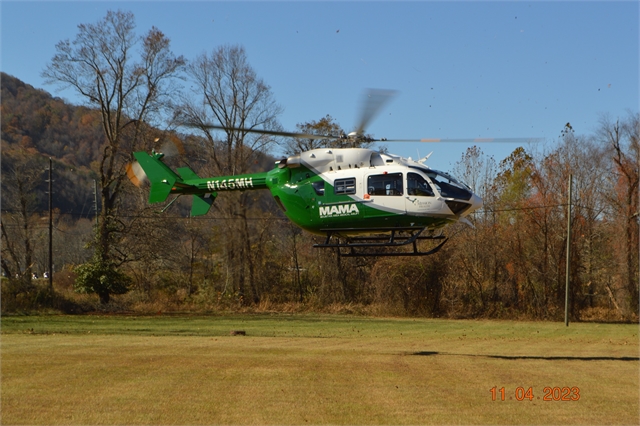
[{"xmin": 314, "ymin": 227, "xmax": 447, "ymax": 257}]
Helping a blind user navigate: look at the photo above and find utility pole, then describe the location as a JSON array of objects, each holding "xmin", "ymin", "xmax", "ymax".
[
  {"xmin": 93, "ymin": 179, "xmax": 99, "ymax": 227},
  {"xmin": 565, "ymin": 174, "xmax": 572, "ymax": 327},
  {"xmin": 47, "ymin": 157, "xmax": 53, "ymax": 292}
]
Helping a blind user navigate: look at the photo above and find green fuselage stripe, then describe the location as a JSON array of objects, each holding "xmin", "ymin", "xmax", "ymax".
[{"xmin": 174, "ymin": 165, "xmax": 449, "ymax": 234}]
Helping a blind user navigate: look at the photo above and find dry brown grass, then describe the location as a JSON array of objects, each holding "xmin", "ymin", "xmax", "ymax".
[{"xmin": 2, "ymin": 315, "xmax": 638, "ymax": 424}]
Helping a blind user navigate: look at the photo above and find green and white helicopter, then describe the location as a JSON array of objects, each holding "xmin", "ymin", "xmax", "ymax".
[{"xmin": 129, "ymin": 90, "xmax": 532, "ymax": 256}]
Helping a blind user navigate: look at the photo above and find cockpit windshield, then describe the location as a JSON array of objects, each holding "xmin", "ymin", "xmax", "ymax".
[{"xmin": 424, "ymin": 169, "xmax": 472, "ymax": 201}]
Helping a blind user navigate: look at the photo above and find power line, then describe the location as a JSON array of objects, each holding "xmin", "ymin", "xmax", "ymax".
[{"xmin": 0, "ymin": 203, "xmax": 620, "ymax": 220}]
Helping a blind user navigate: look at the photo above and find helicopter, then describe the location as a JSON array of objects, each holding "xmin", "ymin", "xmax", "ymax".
[{"xmin": 129, "ymin": 90, "xmax": 535, "ymax": 256}]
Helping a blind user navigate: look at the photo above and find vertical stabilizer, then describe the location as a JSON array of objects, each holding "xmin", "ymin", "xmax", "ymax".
[{"xmin": 133, "ymin": 152, "xmax": 179, "ymax": 203}]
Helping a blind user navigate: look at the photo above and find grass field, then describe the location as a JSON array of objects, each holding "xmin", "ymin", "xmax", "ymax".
[{"xmin": 2, "ymin": 314, "xmax": 638, "ymax": 424}]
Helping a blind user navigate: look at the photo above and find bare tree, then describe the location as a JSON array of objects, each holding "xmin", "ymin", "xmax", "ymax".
[
  {"xmin": 42, "ymin": 10, "xmax": 186, "ymax": 303},
  {"xmin": 598, "ymin": 113, "xmax": 639, "ymax": 315},
  {"xmin": 1, "ymin": 150, "xmax": 45, "ymax": 301},
  {"xmin": 450, "ymin": 146, "xmax": 500, "ymax": 315},
  {"xmin": 179, "ymin": 45, "xmax": 282, "ymax": 303},
  {"xmin": 284, "ymin": 115, "xmax": 345, "ymax": 155}
]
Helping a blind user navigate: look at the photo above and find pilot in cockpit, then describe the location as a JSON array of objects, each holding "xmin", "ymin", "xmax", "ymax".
[{"xmin": 407, "ymin": 172, "xmax": 434, "ymax": 197}]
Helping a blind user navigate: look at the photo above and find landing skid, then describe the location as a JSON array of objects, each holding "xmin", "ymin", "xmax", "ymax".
[{"xmin": 314, "ymin": 227, "xmax": 448, "ymax": 257}]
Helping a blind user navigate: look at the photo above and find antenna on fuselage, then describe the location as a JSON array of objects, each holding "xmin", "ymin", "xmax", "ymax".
[{"xmin": 418, "ymin": 152, "xmax": 433, "ymax": 164}]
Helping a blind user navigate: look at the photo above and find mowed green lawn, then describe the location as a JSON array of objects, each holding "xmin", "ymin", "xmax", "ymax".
[{"xmin": 2, "ymin": 314, "xmax": 638, "ymax": 425}]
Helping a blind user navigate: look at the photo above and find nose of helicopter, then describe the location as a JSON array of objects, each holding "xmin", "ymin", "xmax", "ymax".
[{"xmin": 464, "ymin": 193, "xmax": 483, "ymax": 216}]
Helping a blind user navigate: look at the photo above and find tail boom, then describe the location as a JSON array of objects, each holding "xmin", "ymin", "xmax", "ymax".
[{"xmin": 132, "ymin": 151, "xmax": 269, "ymax": 216}]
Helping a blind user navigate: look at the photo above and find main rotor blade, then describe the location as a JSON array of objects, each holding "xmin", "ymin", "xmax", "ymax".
[
  {"xmin": 184, "ymin": 122, "xmax": 332, "ymax": 140},
  {"xmin": 354, "ymin": 89, "xmax": 398, "ymax": 136},
  {"xmin": 157, "ymin": 135, "xmax": 186, "ymax": 157},
  {"xmin": 182, "ymin": 122, "xmax": 543, "ymax": 145},
  {"xmin": 381, "ymin": 137, "xmax": 544, "ymax": 143}
]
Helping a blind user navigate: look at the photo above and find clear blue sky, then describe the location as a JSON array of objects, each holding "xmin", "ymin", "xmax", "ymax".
[{"xmin": 2, "ymin": 1, "xmax": 638, "ymax": 172}]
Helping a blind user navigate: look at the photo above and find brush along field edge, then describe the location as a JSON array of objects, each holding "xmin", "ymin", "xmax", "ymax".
[{"xmin": 1, "ymin": 315, "xmax": 638, "ymax": 425}]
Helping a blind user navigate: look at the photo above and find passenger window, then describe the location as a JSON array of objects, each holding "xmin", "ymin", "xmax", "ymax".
[
  {"xmin": 334, "ymin": 178, "xmax": 356, "ymax": 195},
  {"xmin": 367, "ymin": 173, "xmax": 403, "ymax": 196},
  {"xmin": 407, "ymin": 172, "xmax": 434, "ymax": 197}
]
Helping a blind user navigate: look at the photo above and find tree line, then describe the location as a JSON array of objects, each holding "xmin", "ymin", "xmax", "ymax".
[{"xmin": 1, "ymin": 10, "xmax": 637, "ymax": 320}]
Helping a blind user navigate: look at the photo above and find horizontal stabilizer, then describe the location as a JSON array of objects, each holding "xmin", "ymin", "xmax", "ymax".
[{"xmin": 192, "ymin": 193, "xmax": 216, "ymax": 217}]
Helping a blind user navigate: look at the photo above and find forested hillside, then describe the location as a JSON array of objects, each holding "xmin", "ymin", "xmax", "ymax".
[
  {"xmin": 2, "ymin": 27, "xmax": 638, "ymax": 320},
  {"xmin": 1, "ymin": 73, "xmax": 104, "ymax": 215},
  {"xmin": 2, "ymin": 73, "xmax": 104, "ymax": 163}
]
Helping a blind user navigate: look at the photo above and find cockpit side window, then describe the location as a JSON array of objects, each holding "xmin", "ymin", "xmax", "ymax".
[
  {"xmin": 407, "ymin": 172, "xmax": 434, "ymax": 197},
  {"xmin": 367, "ymin": 173, "xmax": 403, "ymax": 196}
]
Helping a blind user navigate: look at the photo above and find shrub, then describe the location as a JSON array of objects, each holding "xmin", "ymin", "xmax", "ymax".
[{"xmin": 74, "ymin": 257, "xmax": 131, "ymax": 304}]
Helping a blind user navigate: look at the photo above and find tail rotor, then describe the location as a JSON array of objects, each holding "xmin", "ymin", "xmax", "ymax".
[
  {"xmin": 126, "ymin": 160, "xmax": 148, "ymax": 187},
  {"xmin": 127, "ymin": 136, "xmax": 186, "ymax": 188}
]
